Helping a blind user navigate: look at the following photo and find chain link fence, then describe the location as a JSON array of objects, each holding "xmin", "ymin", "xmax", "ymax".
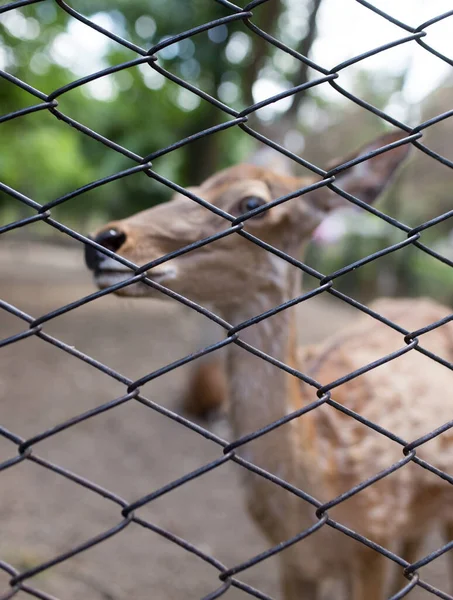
[{"xmin": 1, "ymin": 1, "xmax": 453, "ymax": 598}]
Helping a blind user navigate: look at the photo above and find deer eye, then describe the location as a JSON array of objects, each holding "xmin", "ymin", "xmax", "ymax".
[{"xmin": 237, "ymin": 195, "xmax": 268, "ymax": 218}]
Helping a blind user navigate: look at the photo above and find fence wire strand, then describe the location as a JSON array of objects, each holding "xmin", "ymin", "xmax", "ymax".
[{"xmin": 1, "ymin": 1, "xmax": 453, "ymax": 599}]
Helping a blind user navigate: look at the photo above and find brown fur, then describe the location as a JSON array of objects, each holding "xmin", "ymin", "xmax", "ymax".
[{"xmin": 182, "ymin": 357, "xmax": 228, "ymax": 418}]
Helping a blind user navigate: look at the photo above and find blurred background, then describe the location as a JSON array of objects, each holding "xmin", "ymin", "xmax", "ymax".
[
  {"xmin": 1, "ymin": 0, "xmax": 453, "ymax": 301},
  {"xmin": 1, "ymin": 2, "xmax": 453, "ymax": 599}
]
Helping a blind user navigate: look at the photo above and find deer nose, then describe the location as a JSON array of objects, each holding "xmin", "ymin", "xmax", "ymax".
[{"xmin": 84, "ymin": 228, "xmax": 127, "ymax": 271}]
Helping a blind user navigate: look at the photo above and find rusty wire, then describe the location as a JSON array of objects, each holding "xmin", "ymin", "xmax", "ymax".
[{"xmin": 1, "ymin": 1, "xmax": 453, "ymax": 599}]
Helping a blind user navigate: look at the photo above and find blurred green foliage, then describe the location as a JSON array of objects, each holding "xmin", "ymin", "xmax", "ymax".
[{"xmin": 1, "ymin": 1, "xmax": 259, "ymax": 224}]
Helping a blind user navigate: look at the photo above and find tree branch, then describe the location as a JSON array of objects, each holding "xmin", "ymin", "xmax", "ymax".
[{"xmin": 286, "ymin": 0, "xmax": 324, "ymax": 120}]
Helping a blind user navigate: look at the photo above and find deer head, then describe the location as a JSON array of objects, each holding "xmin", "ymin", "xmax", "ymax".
[{"xmin": 85, "ymin": 132, "xmax": 409, "ymax": 311}]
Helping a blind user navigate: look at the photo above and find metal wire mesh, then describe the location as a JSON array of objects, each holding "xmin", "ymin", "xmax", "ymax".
[{"xmin": 1, "ymin": 1, "xmax": 453, "ymax": 598}]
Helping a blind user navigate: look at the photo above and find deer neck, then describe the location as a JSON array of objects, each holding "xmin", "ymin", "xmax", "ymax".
[
  {"xmin": 223, "ymin": 269, "xmax": 308, "ymax": 483},
  {"xmin": 221, "ymin": 269, "xmax": 323, "ymax": 539}
]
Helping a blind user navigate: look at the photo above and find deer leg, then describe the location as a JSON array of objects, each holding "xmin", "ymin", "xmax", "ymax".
[
  {"xmin": 181, "ymin": 356, "xmax": 228, "ymax": 419},
  {"xmin": 388, "ymin": 537, "xmax": 421, "ymax": 598},
  {"xmin": 445, "ymin": 523, "xmax": 453, "ymax": 592},
  {"xmin": 281, "ymin": 564, "xmax": 318, "ymax": 600},
  {"xmin": 351, "ymin": 546, "xmax": 387, "ymax": 600},
  {"xmin": 394, "ymin": 525, "xmax": 453, "ymax": 595}
]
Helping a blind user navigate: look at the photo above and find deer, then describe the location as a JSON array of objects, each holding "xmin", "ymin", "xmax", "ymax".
[
  {"xmin": 181, "ymin": 350, "xmax": 228, "ymax": 419},
  {"xmin": 84, "ymin": 131, "xmax": 453, "ymax": 599}
]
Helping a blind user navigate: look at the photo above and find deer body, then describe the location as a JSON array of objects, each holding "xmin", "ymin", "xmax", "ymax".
[
  {"xmin": 223, "ymin": 280, "xmax": 453, "ymax": 596},
  {"xmin": 85, "ymin": 132, "xmax": 453, "ymax": 599}
]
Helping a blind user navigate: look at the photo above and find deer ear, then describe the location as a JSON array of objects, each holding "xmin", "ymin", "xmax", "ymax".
[{"xmin": 309, "ymin": 131, "xmax": 411, "ymax": 213}]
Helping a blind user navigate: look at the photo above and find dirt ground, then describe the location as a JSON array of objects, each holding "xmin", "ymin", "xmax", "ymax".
[{"xmin": 0, "ymin": 241, "xmax": 450, "ymax": 600}]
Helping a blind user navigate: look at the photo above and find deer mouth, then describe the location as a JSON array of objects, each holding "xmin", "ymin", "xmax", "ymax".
[{"xmin": 94, "ymin": 261, "xmax": 175, "ymax": 295}]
